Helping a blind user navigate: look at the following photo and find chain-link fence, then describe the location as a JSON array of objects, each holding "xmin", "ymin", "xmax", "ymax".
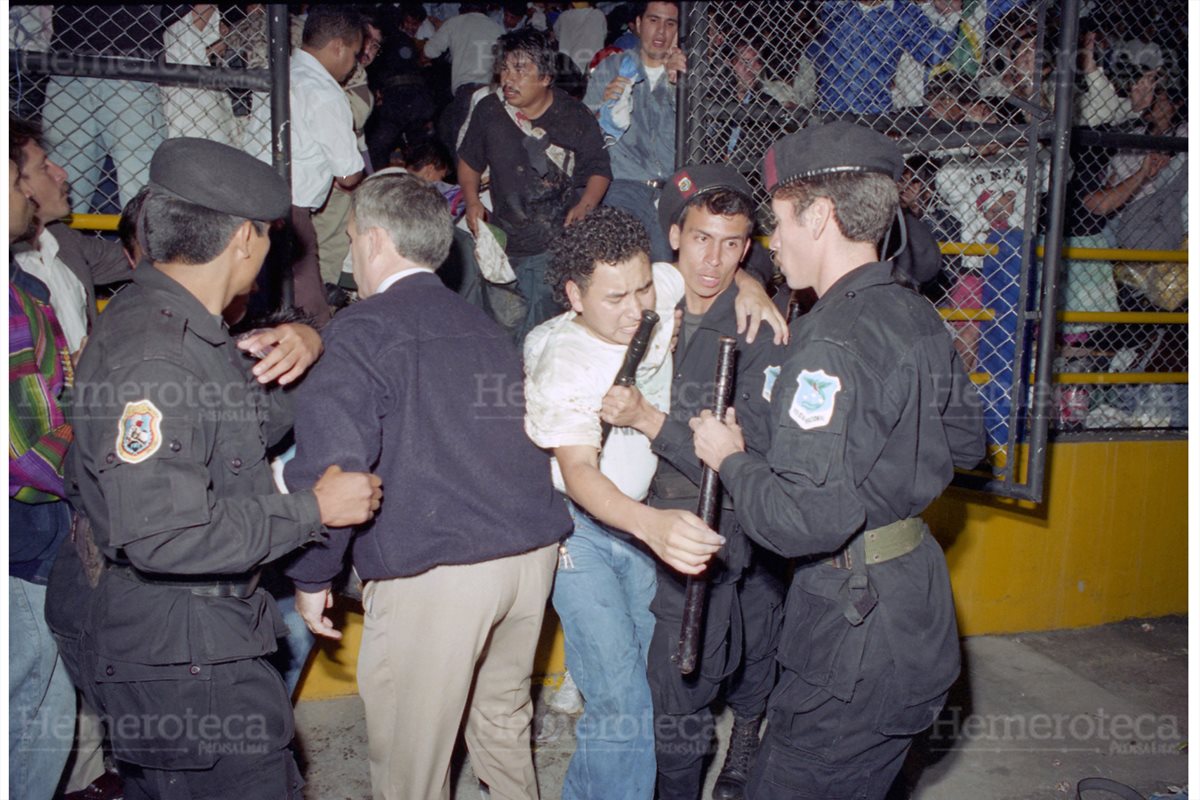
[
  {"xmin": 9, "ymin": 4, "xmax": 281, "ymax": 215},
  {"xmin": 679, "ymin": 0, "xmax": 1187, "ymax": 498}
]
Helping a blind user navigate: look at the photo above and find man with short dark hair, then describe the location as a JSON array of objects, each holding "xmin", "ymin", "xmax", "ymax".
[
  {"xmin": 525, "ymin": 204, "xmax": 784, "ymax": 799},
  {"xmin": 691, "ymin": 122, "xmax": 986, "ymax": 799},
  {"xmin": 585, "ymin": 0, "xmax": 686, "ymax": 263},
  {"xmin": 286, "ymin": 172, "xmax": 571, "ymax": 800},
  {"xmin": 602, "ymin": 165, "xmax": 788, "ymax": 800},
  {"xmin": 50, "ymin": 137, "xmax": 382, "ymax": 800},
  {"xmin": 525, "ymin": 206, "xmax": 720, "ymax": 799},
  {"xmin": 459, "ymin": 26, "xmax": 611, "ymax": 341},
  {"xmin": 289, "ymin": 6, "xmax": 367, "ymax": 325}
]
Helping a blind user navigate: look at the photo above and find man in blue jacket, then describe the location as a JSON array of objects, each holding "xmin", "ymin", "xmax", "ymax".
[{"xmin": 286, "ymin": 172, "xmax": 572, "ymax": 800}]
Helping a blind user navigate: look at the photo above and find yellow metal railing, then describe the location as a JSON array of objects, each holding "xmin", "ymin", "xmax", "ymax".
[
  {"xmin": 1054, "ymin": 372, "xmax": 1188, "ymax": 385},
  {"xmin": 66, "ymin": 222, "xmax": 1187, "ymax": 390},
  {"xmin": 69, "ymin": 213, "xmax": 119, "ymax": 232},
  {"xmin": 940, "ymin": 242, "xmax": 1189, "ymax": 263}
]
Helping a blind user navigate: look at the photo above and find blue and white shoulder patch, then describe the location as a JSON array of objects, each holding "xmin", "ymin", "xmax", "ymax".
[
  {"xmin": 762, "ymin": 365, "xmax": 782, "ymax": 402},
  {"xmin": 789, "ymin": 369, "xmax": 842, "ymax": 429}
]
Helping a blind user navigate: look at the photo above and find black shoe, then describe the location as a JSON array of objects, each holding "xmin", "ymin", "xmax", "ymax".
[
  {"xmin": 63, "ymin": 770, "xmax": 124, "ymax": 800},
  {"xmin": 712, "ymin": 714, "xmax": 763, "ymax": 800}
]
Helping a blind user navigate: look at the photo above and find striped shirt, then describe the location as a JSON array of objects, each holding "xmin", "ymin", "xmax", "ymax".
[{"xmin": 9, "ymin": 279, "xmax": 74, "ymax": 503}]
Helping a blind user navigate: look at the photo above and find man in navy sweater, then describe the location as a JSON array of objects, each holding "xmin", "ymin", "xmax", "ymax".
[{"xmin": 285, "ymin": 172, "xmax": 571, "ymax": 800}]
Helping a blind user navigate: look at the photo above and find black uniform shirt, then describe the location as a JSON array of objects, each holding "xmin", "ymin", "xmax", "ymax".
[
  {"xmin": 652, "ymin": 282, "xmax": 786, "ymax": 491},
  {"xmin": 650, "ymin": 282, "xmax": 787, "ymax": 574},
  {"xmin": 721, "ymin": 262, "xmax": 985, "ymax": 560},
  {"xmin": 67, "ymin": 265, "xmax": 324, "ymax": 664}
]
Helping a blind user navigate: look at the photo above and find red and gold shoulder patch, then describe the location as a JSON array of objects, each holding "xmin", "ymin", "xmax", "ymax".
[{"xmin": 115, "ymin": 400, "xmax": 163, "ymax": 464}]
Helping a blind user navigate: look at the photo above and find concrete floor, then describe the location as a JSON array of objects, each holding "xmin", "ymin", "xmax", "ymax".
[{"xmin": 293, "ymin": 616, "xmax": 1188, "ymax": 799}]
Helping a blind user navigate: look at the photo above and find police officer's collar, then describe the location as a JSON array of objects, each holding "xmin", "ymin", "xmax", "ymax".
[
  {"xmin": 811, "ymin": 262, "xmax": 894, "ymax": 312},
  {"xmin": 132, "ymin": 264, "xmax": 230, "ymax": 345}
]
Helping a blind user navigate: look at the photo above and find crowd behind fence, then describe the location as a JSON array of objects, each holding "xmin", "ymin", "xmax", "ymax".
[
  {"xmin": 9, "ymin": 1, "xmax": 1188, "ymax": 491},
  {"xmin": 678, "ymin": 0, "xmax": 1187, "ymax": 492}
]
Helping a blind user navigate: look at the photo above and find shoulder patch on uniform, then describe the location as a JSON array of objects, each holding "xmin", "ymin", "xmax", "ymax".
[
  {"xmin": 115, "ymin": 400, "xmax": 164, "ymax": 463},
  {"xmin": 762, "ymin": 365, "xmax": 782, "ymax": 402},
  {"xmin": 789, "ymin": 369, "xmax": 842, "ymax": 429}
]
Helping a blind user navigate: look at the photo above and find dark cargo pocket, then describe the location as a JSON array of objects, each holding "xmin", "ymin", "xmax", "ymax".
[
  {"xmin": 94, "ymin": 659, "xmax": 217, "ymax": 770},
  {"xmin": 776, "ymin": 584, "xmax": 871, "ymax": 702}
]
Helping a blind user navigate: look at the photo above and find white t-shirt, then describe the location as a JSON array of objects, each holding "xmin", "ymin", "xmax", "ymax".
[
  {"xmin": 164, "ymin": 12, "xmax": 219, "ymax": 66},
  {"xmin": 643, "ymin": 63, "xmax": 666, "ymax": 89},
  {"xmin": 554, "ymin": 7, "xmax": 606, "ymax": 74},
  {"xmin": 423, "ymin": 12, "xmax": 504, "ymax": 93},
  {"xmin": 289, "ymin": 49, "xmax": 365, "ymax": 208},
  {"xmin": 524, "ymin": 261, "xmax": 684, "ymax": 501}
]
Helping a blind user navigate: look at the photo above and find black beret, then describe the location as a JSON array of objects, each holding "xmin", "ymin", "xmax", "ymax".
[
  {"xmin": 762, "ymin": 122, "xmax": 903, "ymax": 194},
  {"xmin": 148, "ymin": 138, "xmax": 291, "ymax": 221},
  {"xmin": 658, "ymin": 164, "xmax": 755, "ymax": 237}
]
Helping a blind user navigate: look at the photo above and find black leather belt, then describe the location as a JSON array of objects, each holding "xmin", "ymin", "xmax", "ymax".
[{"xmin": 109, "ymin": 563, "xmax": 262, "ymax": 599}]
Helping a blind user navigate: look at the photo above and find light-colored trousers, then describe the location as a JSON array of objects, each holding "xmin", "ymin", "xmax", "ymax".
[{"xmin": 358, "ymin": 543, "xmax": 558, "ymax": 800}]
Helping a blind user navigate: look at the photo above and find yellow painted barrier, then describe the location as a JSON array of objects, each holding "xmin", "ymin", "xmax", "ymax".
[{"xmin": 927, "ymin": 439, "xmax": 1187, "ymax": 635}]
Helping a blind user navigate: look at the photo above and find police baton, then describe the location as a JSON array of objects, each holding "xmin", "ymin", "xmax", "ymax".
[
  {"xmin": 677, "ymin": 336, "xmax": 738, "ymax": 675},
  {"xmin": 599, "ymin": 309, "xmax": 660, "ymax": 448}
]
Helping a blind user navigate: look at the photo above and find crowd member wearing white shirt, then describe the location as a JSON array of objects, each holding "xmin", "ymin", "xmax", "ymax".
[
  {"xmin": 525, "ymin": 207, "xmax": 720, "ymax": 800},
  {"xmin": 163, "ymin": 5, "xmax": 235, "ymax": 144},
  {"xmin": 424, "ymin": 6, "xmax": 503, "ymax": 92},
  {"xmin": 524, "ymin": 205, "xmax": 783, "ymax": 799},
  {"xmin": 554, "ymin": 4, "xmax": 607, "ymax": 74},
  {"xmin": 424, "ymin": 2, "xmax": 504, "ymax": 154},
  {"xmin": 289, "ymin": 7, "xmax": 366, "ymax": 326},
  {"xmin": 10, "ymin": 116, "xmax": 132, "ymax": 800}
]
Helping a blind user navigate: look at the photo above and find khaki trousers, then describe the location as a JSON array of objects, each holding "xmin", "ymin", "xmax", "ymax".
[
  {"xmin": 358, "ymin": 544, "xmax": 558, "ymax": 800},
  {"xmin": 311, "ymin": 185, "xmax": 353, "ymax": 286}
]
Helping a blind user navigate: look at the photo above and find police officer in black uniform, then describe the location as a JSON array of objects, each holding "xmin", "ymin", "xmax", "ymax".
[
  {"xmin": 601, "ymin": 165, "xmax": 788, "ymax": 800},
  {"xmin": 690, "ymin": 123, "xmax": 986, "ymax": 799},
  {"xmin": 48, "ymin": 138, "xmax": 382, "ymax": 799}
]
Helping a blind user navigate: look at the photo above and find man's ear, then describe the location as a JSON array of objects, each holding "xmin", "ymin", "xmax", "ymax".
[
  {"xmin": 366, "ymin": 225, "xmax": 390, "ymax": 264},
  {"xmin": 668, "ymin": 223, "xmax": 682, "ymax": 252},
  {"xmin": 807, "ymin": 197, "xmax": 832, "ymax": 242},
  {"xmin": 565, "ymin": 279, "xmax": 585, "ymax": 314},
  {"xmin": 232, "ymin": 219, "xmax": 257, "ymax": 259}
]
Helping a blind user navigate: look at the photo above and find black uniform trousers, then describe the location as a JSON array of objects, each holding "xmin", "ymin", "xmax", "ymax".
[
  {"xmin": 647, "ymin": 536, "xmax": 786, "ymax": 800},
  {"xmin": 46, "ymin": 544, "xmax": 303, "ymax": 800},
  {"xmin": 743, "ymin": 536, "xmax": 956, "ymax": 800}
]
